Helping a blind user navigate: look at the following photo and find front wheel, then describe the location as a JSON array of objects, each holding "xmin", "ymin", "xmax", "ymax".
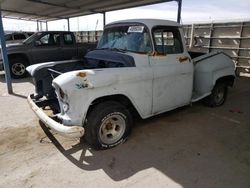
[
  {"xmin": 205, "ymin": 81, "xmax": 228, "ymax": 107},
  {"xmin": 9, "ymin": 57, "xmax": 29, "ymax": 79},
  {"xmin": 84, "ymin": 101, "xmax": 133, "ymax": 150}
]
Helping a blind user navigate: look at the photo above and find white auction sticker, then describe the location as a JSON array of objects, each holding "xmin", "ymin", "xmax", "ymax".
[{"xmin": 128, "ymin": 26, "xmax": 144, "ymax": 33}]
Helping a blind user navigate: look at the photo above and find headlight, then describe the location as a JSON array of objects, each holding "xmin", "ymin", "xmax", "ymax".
[
  {"xmin": 62, "ymin": 103, "xmax": 70, "ymax": 112},
  {"xmin": 59, "ymin": 87, "xmax": 65, "ymax": 99}
]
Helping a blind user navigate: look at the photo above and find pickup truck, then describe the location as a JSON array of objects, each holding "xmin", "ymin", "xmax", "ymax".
[
  {"xmin": 27, "ymin": 19, "xmax": 235, "ymax": 150},
  {"xmin": 0, "ymin": 31, "xmax": 96, "ymax": 78}
]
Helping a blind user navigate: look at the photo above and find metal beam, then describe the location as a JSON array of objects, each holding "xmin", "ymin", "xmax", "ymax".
[
  {"xmin": 0, "ymin": 8, "xmax": 64, "ymax": 21},
  {"xmin": 0, "ymin": 11, "xmax": 13, "ymax": 94},
  {"xmin": 27, "ymin": 0, "xmax": 81, "ymax": 11}
]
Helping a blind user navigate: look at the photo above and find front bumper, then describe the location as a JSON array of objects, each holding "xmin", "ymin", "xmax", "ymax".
[{"xmin": 27, "ymin": 95, "xmax": 85, "ymax": 138}]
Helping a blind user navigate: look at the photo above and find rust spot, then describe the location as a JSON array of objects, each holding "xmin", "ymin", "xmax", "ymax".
[
  {"xmin": 179, "ymin": 56, "xmax": 190, "ymax": 63},
  {"xmin": 77, "ymin": 72, "xmax": 87, "ymax": 78}
]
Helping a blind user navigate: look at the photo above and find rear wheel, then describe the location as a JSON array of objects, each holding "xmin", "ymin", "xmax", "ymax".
[
  {"xmin": 205, "ymin": 81, "xmax": 228, "ymax": 107},
  {"xmin": 9, "ymin": 57, "xmax": 29, "ymax": 79},
  {"xmin": 84, "ymin": 101, "xmax": 133, "ymax": 150}
]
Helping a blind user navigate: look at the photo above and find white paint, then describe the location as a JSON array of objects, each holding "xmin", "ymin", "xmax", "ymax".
[{"xmin": 28, "ymin": 19, "xmax": 235, "ymax": 138}]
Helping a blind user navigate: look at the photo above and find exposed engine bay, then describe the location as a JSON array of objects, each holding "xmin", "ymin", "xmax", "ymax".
[{"xmin": 28, "ymin": 49, "xmax": 135, "ymax": 99}]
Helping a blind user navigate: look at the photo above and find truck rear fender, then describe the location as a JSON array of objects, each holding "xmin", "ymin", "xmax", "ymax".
[{"xmin": 213, "ymin": 75, "xmax": 235, "ymax": 87}]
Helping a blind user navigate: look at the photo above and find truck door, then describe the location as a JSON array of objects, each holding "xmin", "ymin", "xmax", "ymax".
[
  {"xmin": 150, "ymin": 26, "xmax": 193, "ymax": 114},
  {"xmin": 61, "ymin": 33, "xmax": 78, "ymax": 59},
  {"xmin": 31, "ymin": 33, "xmax": 63, "ymax": 63}
]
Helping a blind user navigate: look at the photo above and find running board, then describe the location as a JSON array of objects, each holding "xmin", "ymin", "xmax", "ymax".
[{"xmin": 191, "ymin": 92, "xmax": 211, "ymax": 103}]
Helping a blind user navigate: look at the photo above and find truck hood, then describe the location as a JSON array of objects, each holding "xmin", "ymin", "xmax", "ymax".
[
  {"xmin": 85, "ymin": 49, "xmax": 135, "ymax": 67},
  {"xmin": 0, "ymin": 42, "xmax": 29, "ymax": 54},
  {"xmin": 26, "ymin": 49, "xmax": 136, "ymax": 76},
  {"xmin": 26, "ymin": 59, "xmax": 79, "ymax": 76}
]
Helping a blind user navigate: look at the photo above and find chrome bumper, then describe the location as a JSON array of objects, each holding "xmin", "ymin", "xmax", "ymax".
[{"xmin": 27, "ymin": 95, "xmax": 85, "ymax": 138}]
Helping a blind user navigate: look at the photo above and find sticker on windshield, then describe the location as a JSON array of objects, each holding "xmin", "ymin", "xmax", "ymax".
[{"xmin": 128, "ymin": 26, "xmax": 144, "ymax": 33}]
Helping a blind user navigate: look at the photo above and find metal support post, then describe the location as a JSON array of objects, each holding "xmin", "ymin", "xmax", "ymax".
[
  {"xmin": 103, "ymin": 12, "xmax": 106, "ymax": 30},
  {"xmin": 0, "ymin": 11, "xmax": 13, "ymax": 94},
  {"xmin": 46, "ymin": 21, "xmax": 48, "ymax": 31},
  {"xmin": 40, "ymin": 21, "xmax": 42, "ymax": 31},
  {"xmin": 189, "ymin": 24, "xmax": 195, "ymax": 49},
  {"xmin": 67, "ymin": 18, "xmax": 70, "ymax": 31},
  {"xmin": 37, "ymin": 20, "xmax": 39, "ymax": 31},
  {"xmin": 177, "ymin": 0, "xmax": 182, "ymax": 23}
]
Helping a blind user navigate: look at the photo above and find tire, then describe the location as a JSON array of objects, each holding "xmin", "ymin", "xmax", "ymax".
[
  {"xmin": 205, "ymin": 81, "xmax": 228, "ymax": 107},
  {"xmin": 9, "ymin": 57, "xmax": 29, "ymax": 79},
  {"xmin": 84, "ymin": 101, "xmax": 133, "ymax": 150}
]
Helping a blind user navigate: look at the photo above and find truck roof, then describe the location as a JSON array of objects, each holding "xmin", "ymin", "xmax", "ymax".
[
  {"xmin": 107, "ymin": 19, "xmax": 181, "ymax": 29},
  {"xmin": 36, "ymin": 31, "xmax": 72, "ymax": 33}
]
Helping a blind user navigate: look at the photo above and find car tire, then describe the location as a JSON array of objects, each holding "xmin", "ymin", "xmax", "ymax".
[
  {"xmin": 9, "ymin": 57, "xmax": 29, "ymax": 79},
  {"xmin": 205, "ymin": 81, "xmax": 228, "ymax": 107},
  {"xmin": 84, "ymin": 101, "xmax": 133, "ymax": 150}
]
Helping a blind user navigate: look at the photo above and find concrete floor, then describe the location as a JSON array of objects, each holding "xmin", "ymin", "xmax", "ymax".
[{"xmin": 0, "ymin": 72, "xmax": 250, "ymax": 188}]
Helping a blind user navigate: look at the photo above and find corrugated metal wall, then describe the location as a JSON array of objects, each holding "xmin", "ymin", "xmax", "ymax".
[
  {"xmin": 183, "ymin": 21, "xmax": 250, "ymax": 70},
  {"xmin": 74, "ymin": 21, "xmax": 250, "ymax": 70}
]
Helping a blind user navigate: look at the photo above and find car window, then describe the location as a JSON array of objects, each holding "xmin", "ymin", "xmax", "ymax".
[
  {"xmin": 27, "ymin": 32, "xmax": 34, "ymax": 37},
  {"xmin": 152, "ymin": 26, "xmax": 183, "ymax": 55},
  {"xmin": 37, "ymin": 33, "xmax": 60, "ymax": 46},
  {"xmin": 14, "ymin": 34, "xmax": 26, "ymax": 40},
  {"xmin": 5, "ymin": 34, "xmax": 12, "ymax": 41},
  {"xmin": 63, "ymin": 33, "xmax": 74, "ymax": 45}
]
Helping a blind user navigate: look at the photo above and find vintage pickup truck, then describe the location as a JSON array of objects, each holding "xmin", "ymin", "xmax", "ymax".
[
  {"xmin": 0, "ymin": 31, "xmax": 96, "ymax": 78},
  {"xmin": 27, "ymin": 19, "xmax": 235, "ymax": 150}
]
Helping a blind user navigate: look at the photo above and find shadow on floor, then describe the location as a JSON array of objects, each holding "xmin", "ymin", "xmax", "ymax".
[
  {"xmin": 0, "ymin": 72, "xmax": 32, "ymax": 84},
  {"xmin": 39, "ymin": 94, "xmax": 250, "ymax": 188}
]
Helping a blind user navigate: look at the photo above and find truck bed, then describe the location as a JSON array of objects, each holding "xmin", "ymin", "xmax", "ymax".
[{"xmin": 191, "ymin": 51, "xmax": 235, "ymax": 102}]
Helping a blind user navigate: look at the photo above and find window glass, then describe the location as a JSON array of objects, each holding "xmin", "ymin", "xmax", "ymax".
[
  {"xmin": 27, "ymin": 32, "xmax": 34, "ymax": 37},
  {"xmin": 14, "ymin": 34, "xmax": 26, "ymax": 40},
  {"xmin": 98, "ymin": 24, "xmax": 152, "ymax": 54},
  {"xmin": 5, "ymin": 34, "xmax": 12, "ymax": 41},
  {"xmin": 63, "ymin": 33, "xmax": 73, "ymax": 45},
  {"xmin": 153, "ymin": 27, "xmax": 183, "ymax": 55},
  {"xmin": 37, "ymin": 33, "xmax": 60, "ymax": 46}
]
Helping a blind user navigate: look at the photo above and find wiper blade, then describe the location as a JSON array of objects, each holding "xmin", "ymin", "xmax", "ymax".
[
  {"xmin": 111, "ymin": 48, "xmax": 126, "ymax": 53},
  {"xmin": 97, "ymin": 47, "xmax": 126, "ymax": 53}
]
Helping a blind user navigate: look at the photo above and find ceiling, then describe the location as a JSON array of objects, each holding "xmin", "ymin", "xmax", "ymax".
[{"xmin": 0, "ymin": 0, "xmax": 179, "ymax": 22}]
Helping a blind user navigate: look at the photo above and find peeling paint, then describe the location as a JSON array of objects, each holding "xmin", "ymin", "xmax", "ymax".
[
  {"xmin": 76, "ymin": 83, "xmax": 88, "ymax": 89},
  {"xmin": 178, "ymin": 56, "xmax": 189, "ymax": 63},
  {"xmin": 75, "ymin": 82, "xmax": 94, "ymax": 89}
]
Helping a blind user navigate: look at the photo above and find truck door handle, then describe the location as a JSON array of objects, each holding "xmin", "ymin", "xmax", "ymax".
[{"xmin": 178, "ymin": 56, "xmax": 190, "ymax": 63}]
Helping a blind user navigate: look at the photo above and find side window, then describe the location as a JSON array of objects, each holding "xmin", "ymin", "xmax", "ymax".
[
  {"xmin": 14, "ymin": 34, "xmax": 26, "ymax": 40},
  {"xmin": 153, "ymin": 27, "xmax": 183, "ymax": 55},
  {"xmin": 37, "ymin": 33, "xmax": 60, "ymax": 46},
  {"xmin": 63, "ymin": 33, "xmax": 73, "ymax": 45},
  {"xmin": 5, "ymin": 34, "xmax": 12, "ymax": 41}
]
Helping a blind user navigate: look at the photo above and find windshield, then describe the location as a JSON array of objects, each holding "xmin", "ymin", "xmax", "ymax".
[
  {"xmin": 98, "ymin": 24, "xmax": 152, "ymax": 54},
  {"xmin": 23, "ymin": 32, "xmax": 42, "ymax": 44}
]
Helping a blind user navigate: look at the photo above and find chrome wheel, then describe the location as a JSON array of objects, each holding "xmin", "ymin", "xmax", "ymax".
[
  {"xmin": 11, "ymin": 63, "xmax": 26, "ymax": 76},
  {"xmin": 214, "ymin": 85, "xmax": 225, "ymax": 104},
  {"xmin": 99, "ymin": 114, "xmax": 126, "ymax": 145}
]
